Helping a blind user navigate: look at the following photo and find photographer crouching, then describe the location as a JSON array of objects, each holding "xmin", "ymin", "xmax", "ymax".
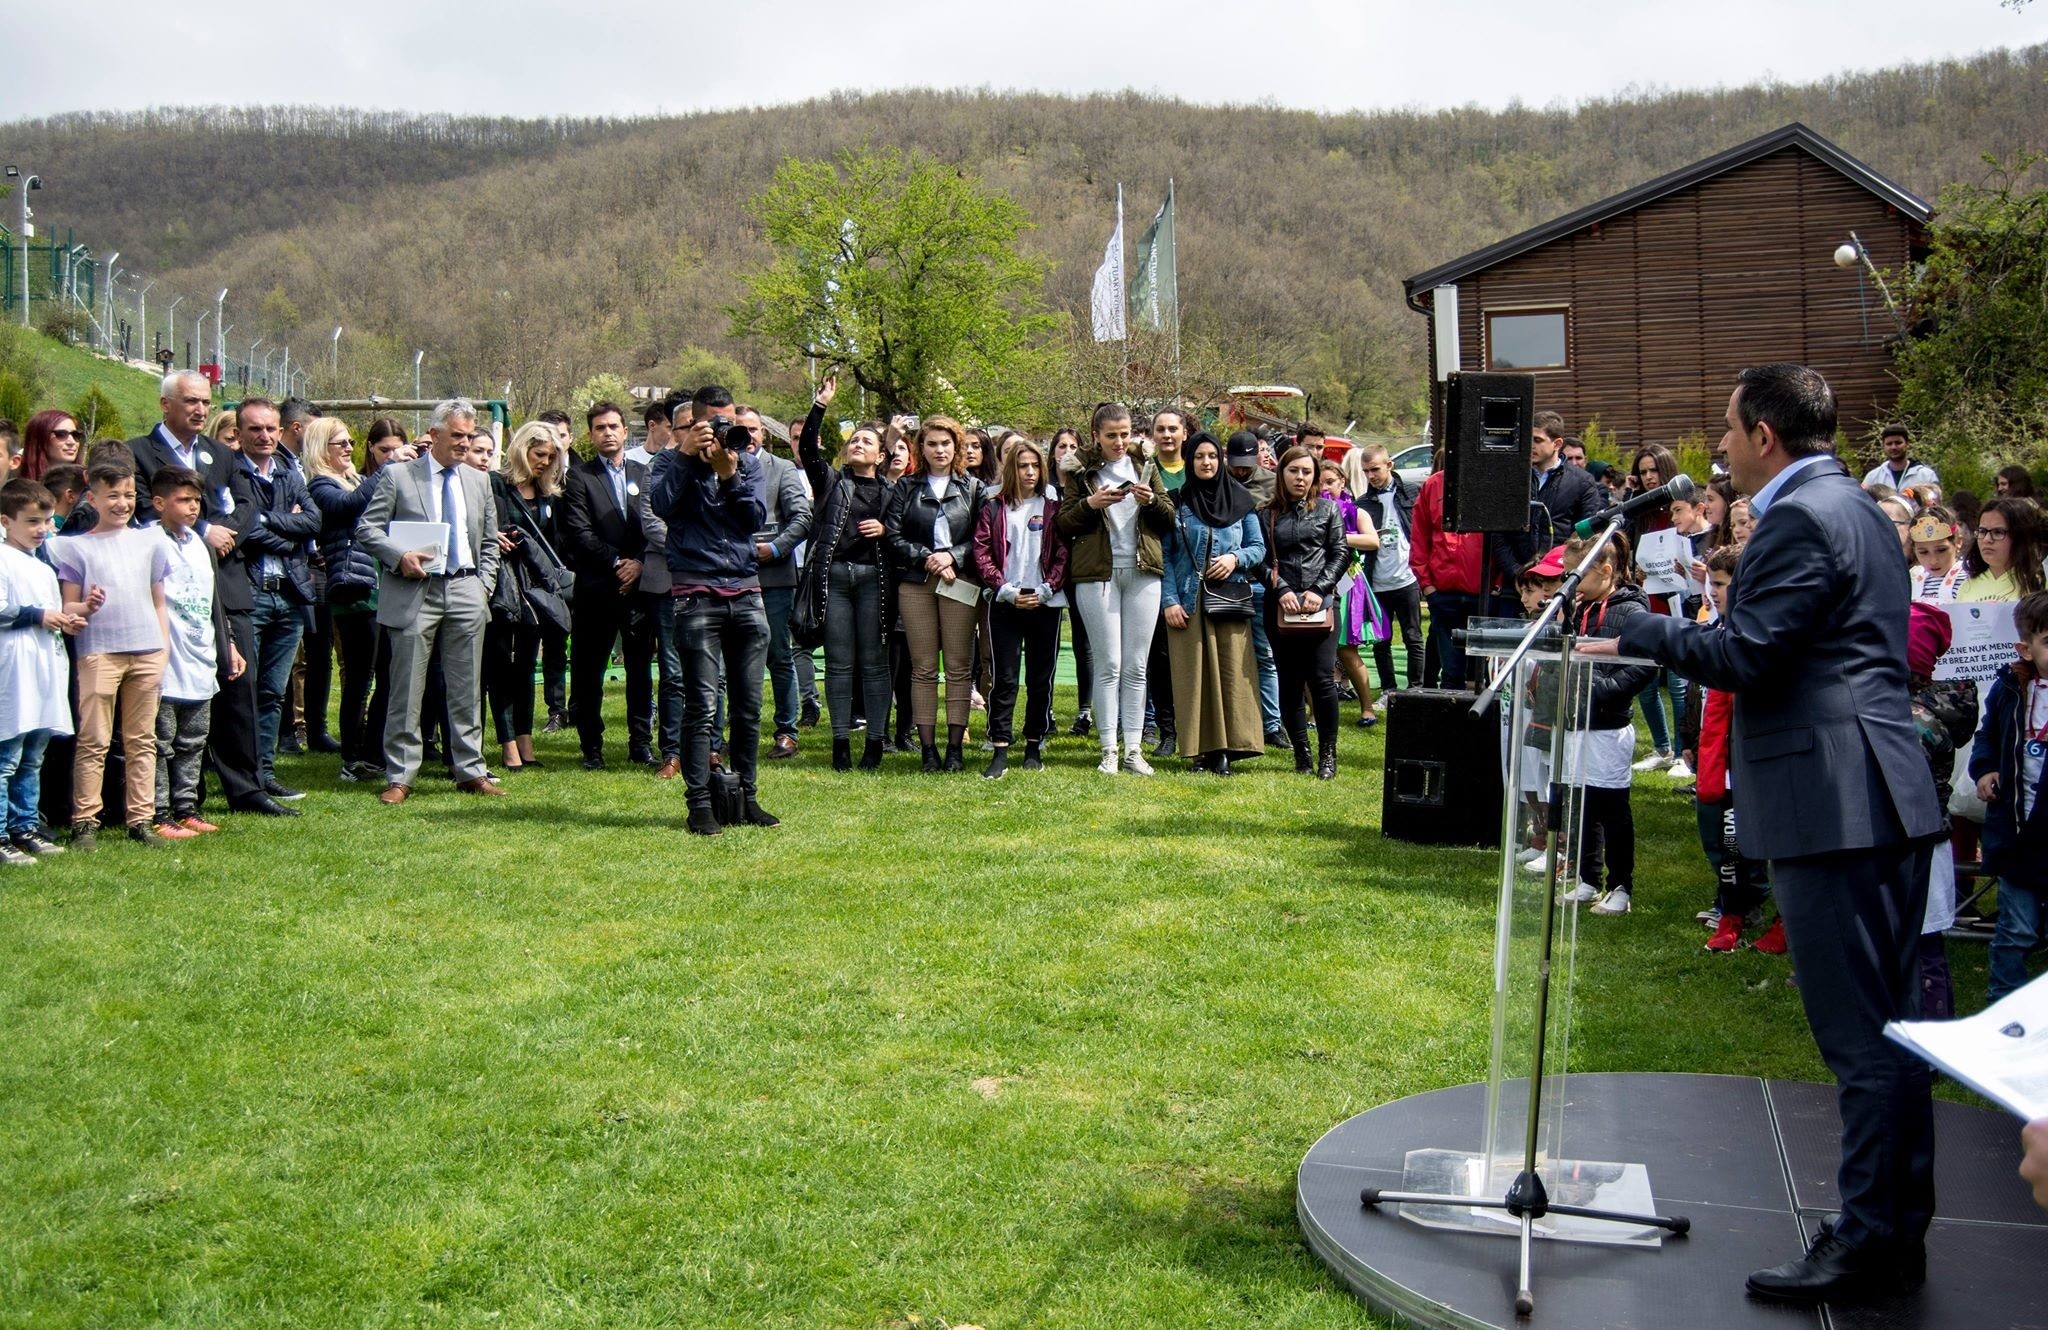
[{"xmin": 648, "ymin": 385, "xmax": 778, "ymax": 835}]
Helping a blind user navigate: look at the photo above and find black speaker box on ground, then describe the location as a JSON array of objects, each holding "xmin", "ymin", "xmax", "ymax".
[
  {"xmin": 1381, "ymin": 689, "xmax": 1504, "ymax": 847},
  {"xmin": 1443, "ymin": 371, "xmax": 1535, "ymax": 534}
]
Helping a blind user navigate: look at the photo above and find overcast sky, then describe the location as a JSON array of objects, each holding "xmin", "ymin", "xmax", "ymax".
[{"xmin": 4, "ymin": 0, "xmax": 2044, "ymax": 123}]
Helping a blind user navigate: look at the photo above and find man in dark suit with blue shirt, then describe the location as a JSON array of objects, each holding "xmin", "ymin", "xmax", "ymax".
[{"xmin": 1585, "ymin": 364, "xmax": 1944, "ymax": 1303}]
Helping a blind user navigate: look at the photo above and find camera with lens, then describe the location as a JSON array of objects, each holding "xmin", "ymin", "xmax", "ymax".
[{"xmin": 708, "ymin": 414, "xmax": 751, "ymax": 450}]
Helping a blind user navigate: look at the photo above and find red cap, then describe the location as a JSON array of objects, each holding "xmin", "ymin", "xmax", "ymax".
[{"xmin": 1530, "ymin": 544, "xmax": 1569, "ymax": 578}]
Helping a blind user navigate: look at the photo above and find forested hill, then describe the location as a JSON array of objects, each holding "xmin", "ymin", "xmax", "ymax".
[{"xmin": 6, "ymin": 44, "xmax": 2045, "ymax": 425}]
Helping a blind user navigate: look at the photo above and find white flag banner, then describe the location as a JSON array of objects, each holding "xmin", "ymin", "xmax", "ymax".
[{"xmin": 1090, "ymin": 186, "xmax": 1126, "ymax": 343}]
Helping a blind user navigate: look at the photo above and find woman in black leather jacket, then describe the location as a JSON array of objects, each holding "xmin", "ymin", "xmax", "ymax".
[
  {"xmin": 1263, "ymin": 445, "xmax": 1350, "ymax": 778},
  {"xmin": 884, "ymin": 417, "xmax": 988, "ymax": 772}
]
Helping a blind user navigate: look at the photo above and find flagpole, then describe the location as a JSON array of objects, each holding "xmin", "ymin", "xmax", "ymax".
[
  {"xmin": 1117, "ymin": 183, "xmax": 1128, "ymax": 400},
  {"xmin": 1170, "ymin": 178, "xmax": 1181, "ymax": 395}
]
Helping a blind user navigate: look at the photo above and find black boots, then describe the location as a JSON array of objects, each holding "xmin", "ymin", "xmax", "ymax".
[
  {"xmin": 1020, "ymin": 740, "xmax": 1044, "ymax": 771},
  {"xmin": 1293, "ymin": 736, "xmax": 1313, "ymax": 774},
  {"xmin": 858, "ymin": 737, "xmax": 885, "ymax": 770},
  {"xmin": 943, "ymin": 725, "xmax": 966, "ymax": 773},
  {"xmin": 832, "ymin": 737, "xmax": 852, "ymax": 772},
  {"xmin": 921, "ymin": 744, "xmax": 941, "ymax": 774},
  {"xmin": 1317, "ymin": 738, "xmax": 1338, "ymax": 781},
  {"xmin": 983, "ymin": 747, "xmax": 1008, "ymax": 780}
]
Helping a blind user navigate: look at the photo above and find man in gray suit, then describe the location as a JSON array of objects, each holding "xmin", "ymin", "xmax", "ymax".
[
  {"xmin": 736, "ymin": 404, "xmax": 813, "ymax": 759},
  {"xmin": 357, "ymin": 398, "xmax": 506, "ymax": 803},
  {"xmin": 1587, "ymin": 364, "xmax": 1944, "ymax": 1304}
]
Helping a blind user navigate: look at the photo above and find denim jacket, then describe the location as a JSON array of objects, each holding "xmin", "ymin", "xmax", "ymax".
[{"xmin": 1162, "ymin": 507, "xmax": 1265, "ymax": 614}]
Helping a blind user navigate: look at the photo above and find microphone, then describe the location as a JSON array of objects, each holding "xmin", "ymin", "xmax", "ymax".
[{"xmin": 1573, "ymin": 473, "xmax": 1695, "ymax": 539}]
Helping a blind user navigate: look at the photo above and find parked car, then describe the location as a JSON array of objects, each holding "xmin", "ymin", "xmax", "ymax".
[{"xmin": 1392, "ymin": 441, "xmax": 1433, "ymax": 488}]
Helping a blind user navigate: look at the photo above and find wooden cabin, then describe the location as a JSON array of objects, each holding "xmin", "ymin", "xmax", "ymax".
[{"xmin": 1403, "ymin": 123, "xmax": 1931, "ymax": 455}]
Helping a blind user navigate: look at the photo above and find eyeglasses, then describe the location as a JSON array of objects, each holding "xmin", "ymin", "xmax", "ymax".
[
  {"xmin": 50, "ymin": 428, "xmax": 82, "ymax": 440},
  {"xmin": 1975, "ymin": 527, "xmax": 2011, "ymax": 542}
]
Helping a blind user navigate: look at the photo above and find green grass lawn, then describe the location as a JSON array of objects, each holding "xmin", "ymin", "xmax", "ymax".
[
  {"xmin": 0, "ymin": 680, "xmax": 1990, "ymax": 1328},
  {"xmin": 14, "ymin": 330, "xmax": 165, "ymax": 439}
]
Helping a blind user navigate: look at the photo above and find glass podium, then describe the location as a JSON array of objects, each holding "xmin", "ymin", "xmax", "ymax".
[
  {"xmin": 1359, "ymin": 599, "xmax": 1690, "ymax": 1318},
  {"xmin": 1393, "ymin": 620, "xmax": 1668, "ymax": 1247}
]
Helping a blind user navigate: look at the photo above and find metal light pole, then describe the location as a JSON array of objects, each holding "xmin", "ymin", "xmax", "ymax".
[
  {"xmin": 103, "ymin": 251, "xmax": 121, "ymax": 353},
  {"xmin": 280, "ymin": 345, "xmax": 290, "ymax": 393},
  {"xmin": 63, "ymin": 243, "xmax": 85, "ymax": 309},
  {"xmin": 194, "ymin": 307, "xmax": 209, "ymax": 373},
  {"xmin": 260, "ymin": 348, "xmax": 277, "ymax": 390},
  {"xmin": 6, "ymin": 166, "xmax": 40, "ymax": 328},
  {"xmin": 213, "ymin": 288, "xmax": 227, "ymax": 370},
  {"xmin": 132, "ymin": 279, "xmax": 155, "ymax": 362},
  {"xmin": 218, "ymin": 325, "xmax": 233, "ymax": 377},
  {"xmin": 164, "ymin": 294, "xmax": 184, "ymax": 363},
  {"xmin": 413, "ymin": 349, "xmax": 425, "ymax": 434},
  {"xmin": 330, "ymin": 324, "xmax": 342, "ymax": 378}
]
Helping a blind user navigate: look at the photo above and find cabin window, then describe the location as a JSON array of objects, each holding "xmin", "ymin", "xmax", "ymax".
[{"xmin": 1485, "ymin": 308, "xmax": 1569, "ymax": 372}]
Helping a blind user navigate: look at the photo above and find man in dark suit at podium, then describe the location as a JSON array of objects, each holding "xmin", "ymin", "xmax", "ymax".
[{"xmin": 1586, "ymin": 363, "xmax": 1944, "ymax": 1303}]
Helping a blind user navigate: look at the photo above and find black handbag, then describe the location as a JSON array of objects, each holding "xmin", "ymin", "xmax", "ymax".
[
  {"xmin": 502, "ymin": 489, "xmax": 574, "ymax": 634},
  {"xmin": 490, "ymin": 546, "xmax": 536, "ymax": 626},
  {"xmin": 709, "ymin": 770, "xmax": 747, "ymax": 826},
  {"xmin": 1196, "ymin": 526, "xmax": 1254, "ymax": 620},
  {"xmin": 790, "ymin": 473, "xmax": 851, "ymax": 652}
]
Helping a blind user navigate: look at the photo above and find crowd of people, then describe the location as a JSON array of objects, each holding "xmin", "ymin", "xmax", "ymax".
[
  {"xmin": 0, "ymin": 372, "xmax": 2042, "ymax": 986},
  {"xmin": 5, "ymin": 362, "xmax": 2045, "ymax": 1302}
]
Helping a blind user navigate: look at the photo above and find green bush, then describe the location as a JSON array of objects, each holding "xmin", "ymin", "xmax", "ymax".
[
  {"xmin": 72, "ymin": 382, "xmax": 124, "ymax": 440},
  {"xmin": 36, "ymin": 305, "xmax": 94, "ymax": 347}
]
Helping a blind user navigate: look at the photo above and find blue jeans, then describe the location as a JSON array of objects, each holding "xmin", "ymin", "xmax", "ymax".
[
  {"xmin": 1425, "ymin": 590, "xmax": 1478, "ymax": 690},
  {"xmin": 0, "ymin": 728, "xmax": 54, "ymax": 836},
  {"xmin": 250, "ymin": 588, "xmax": 306, "ymax": 778},
  {"xmin": 1249, "ymin": 583, "xmax": 1280, "ymax": 732},
  {"xmin": 1639, "ymin": 667, "xmax": 1687, "ymax": 753},
  {"xmin": 677, "ymin": 592, "xmax": 768, "ymax": 810},
  {"xmin": 655, "ymin": 596, "xmax": 687, "ymax": 761},
  {"xmin": 761, "ymin": 586, "xmax": 800, "ymax": 739},
  {"xmin": 1989, "ymin": 879, "xmax": 2045, "ymax": 1002}
]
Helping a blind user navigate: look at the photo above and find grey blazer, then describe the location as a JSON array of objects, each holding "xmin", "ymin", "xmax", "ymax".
[
  {"xmin": 634, "ymin": 455, "xmax": 672, "ymax": 597},
  {"xmin": 1621, "ymin": 459, "xmax": 1944, "ymax": 861},
  {"xmin": 751, "ymin": 449, "xmax": 815, "ymax": 590},
  {"xmin": 356, "ymin": 457, "xmax": 502, "ymax": 629}
]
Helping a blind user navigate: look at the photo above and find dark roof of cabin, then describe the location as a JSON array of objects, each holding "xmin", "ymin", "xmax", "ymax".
[{"xmin": 1401, "ymin": 122, "xmax": 1931, "ymax": 301}]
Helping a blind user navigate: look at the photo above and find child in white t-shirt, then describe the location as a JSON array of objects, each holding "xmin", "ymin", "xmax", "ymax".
[
  {"xmin": 148, "ymin": 466, "xmax": 244, "ymax": 838},
  {"xmin": 47, "ymin": 461, "xmax": 172, "ymax": 849},
  {"xmin": 0, "ymin": 479, "xmax": 87, "ymax": 864}
]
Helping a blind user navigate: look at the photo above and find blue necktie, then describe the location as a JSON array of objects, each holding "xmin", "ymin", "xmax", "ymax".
[{"xmin": 441, "ymin": 465, "xmax": 461, "ymax": 572}]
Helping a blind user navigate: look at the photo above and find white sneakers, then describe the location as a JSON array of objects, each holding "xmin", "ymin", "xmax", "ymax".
[
  {"xmin": 1096, "ymin": 750, "xmax": 1119, "ymax": 775},
  {"xmin": 1562, "ymin": 882, "xmax": 1602, "ymax": 904},
  {"xmin": 1123, "ymin": 751, "xmax": 1156, "ymax": 777},
  {"xmin": 1591, "ymin": 888, "xmax": 1633, "ymax": 915},
  {"xmin": 1631, "ymin": 750, "xmax": 1675, "ymax": 772},
  {"xmin": 1666, "ymin": 759, "xmax": 1695, "ymax": 780}
]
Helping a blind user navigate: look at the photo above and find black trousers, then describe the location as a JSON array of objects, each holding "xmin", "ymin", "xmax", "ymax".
[
  {"xmin": 1581, "ymin": 785, "xmax": 1635, "ymax": 892},
  {"xmin": 1068, "ymin": 603, "xmax": 1093, "ymax": 712},
  {"xmin": 1271, "ymin": 619, "xmax": 1338, "ymax": 748},
  {"xmin": 988, "ymin": 601, "xmax": 1061, "ymax": 746},
  {"xmin": 542, "ymin": 626, "xmax": 569, "ymax": 719},
  {"xmin": 334, "ymin": 609, "xmax": 380, "ymax": 766},
  {"xmin": 1771, "ymin": 843, "xmax": 1936, "ymax": 1252},
  {"xmin": 570, "ymin": 588, "xmax": 655, "ymax": 760},
  {"xmin": 1369, "ymin": 580, "xmax": 1423, "ymax": 692},
  {"xmin": 485, "ymin": 617, "xmax": 542, "ymax": 745},
  {"xmin": 304, "ymin": 601, "xmax": 336, "ymax": 740},
  {"xmin": 210, "ymin": 609, "xmax": 264, "ymax": 804},
  {"xmin": 1146, "ymin": 606, "xmax": 1175, "ymax": 731}
]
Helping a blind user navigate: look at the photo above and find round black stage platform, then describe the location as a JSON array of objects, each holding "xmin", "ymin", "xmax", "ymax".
[{"xmin": 1297, "ymin": 1073, "xmax": 2046, "ymax": 1329}]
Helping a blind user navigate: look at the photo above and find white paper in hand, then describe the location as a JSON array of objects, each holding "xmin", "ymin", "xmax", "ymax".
[
  {"xmin": 1886, "ymin": 971, "xmax": 2048, "ymax": 1119},
  {"xmin": 389, "ymin": 521, "xmax": 450, "ymax": 576}
]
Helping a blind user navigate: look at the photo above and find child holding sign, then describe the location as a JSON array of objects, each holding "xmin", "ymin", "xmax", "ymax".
[{"xmin": 1970, "ymin": 592, "xmax": 2048, "ymax": 1001}]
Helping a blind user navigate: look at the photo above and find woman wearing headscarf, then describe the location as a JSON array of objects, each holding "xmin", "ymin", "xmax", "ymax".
[{"xmin": 1161, "ymin": 433, "xmax": 1265, "ymax": 775}]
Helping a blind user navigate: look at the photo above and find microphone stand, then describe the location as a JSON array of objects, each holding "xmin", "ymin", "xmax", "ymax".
[{"xmin": 1364, "ymin": 509, "xmax": 1689, "ymax": 1319}]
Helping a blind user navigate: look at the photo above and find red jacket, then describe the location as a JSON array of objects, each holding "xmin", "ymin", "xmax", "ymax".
[
  {"xmin": 1697, "ymin": 686, "xmax": 1734, "ymax": 803},
  {"xmin": 1407, "ymin": 470, "xmax": 1486, "ymax": 595},
  {"xmin": 972, "ymin": 494, "xmax": 1070, "ymax": 595}
]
